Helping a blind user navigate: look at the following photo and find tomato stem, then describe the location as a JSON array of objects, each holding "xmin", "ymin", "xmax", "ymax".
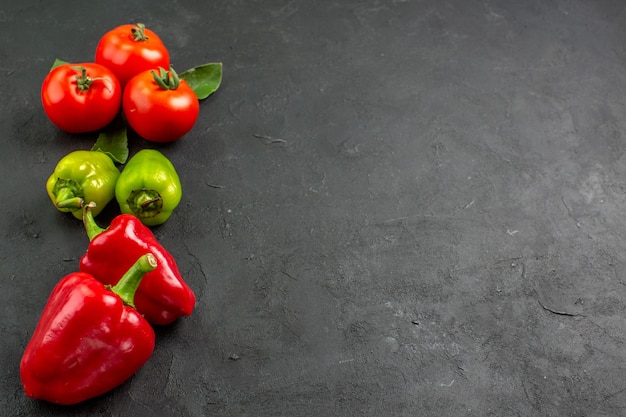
[
  {"xmin": 71, "ymin": 66, "xmax": 94, "ymax": 91},
  {"xmin": 151, "ymin": 66, "xmax": 181, "ymax": 90},
  {"xmin": 70, "ymin": 66, "xmax": 113, "ymax": 93},
  {"xmin": 131, "ymin": 23, "xmax": 149, "ymax": 41}
]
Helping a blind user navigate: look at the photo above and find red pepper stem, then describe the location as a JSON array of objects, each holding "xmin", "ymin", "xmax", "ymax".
[
  {"xmin": 110, "ymin": 253, "xmax": 157, "ymax": 308},
  {"xmin": 82, "ymin": 201, "xmax": 105, "ymax": 241}
]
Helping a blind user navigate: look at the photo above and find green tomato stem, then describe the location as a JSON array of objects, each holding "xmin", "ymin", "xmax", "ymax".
[
  {"xmin": 131, "ymin": 23, "xmax": 149, "ymax": 41},
  {"xmin": 71, "ymin": 66, "xmax": 112, "ymax": 93},
  {"xmin": 71, "ymin": 66, "xmax": 93, "ymax": 92},
  {"xmin": 152, "ymin": 66, "xmax": 181, "ymax": 90}
]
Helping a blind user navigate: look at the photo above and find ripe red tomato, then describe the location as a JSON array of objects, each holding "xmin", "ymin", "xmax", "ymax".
[
  {"xmin": 41, "ymin": 63, "xmax": 121, "ymax": 133},
  {"xmin": 123, "ymin": 68, "xmax": 199, "ymax": 143},
  {"xmin": 95, "ymin": 23, "xmax": 170, "ymax": 87}
]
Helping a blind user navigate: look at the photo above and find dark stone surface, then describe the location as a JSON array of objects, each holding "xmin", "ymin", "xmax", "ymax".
[{"xmin": 2, "ymin": 0, "xmax": 626, "ymax": 415}]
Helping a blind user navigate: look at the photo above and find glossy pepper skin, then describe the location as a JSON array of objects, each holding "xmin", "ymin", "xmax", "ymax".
[
  {"xmin": 80, "ymin": 202, "xmax": 195, "ymax": 325},
  {"xmin": 46, "ymin": 150, "xmax": 120, "ymax": 219},
  {"xmin": 20, "ymin": 254, "xmax": 157, "ymax": 405},
  {"xmin": 115, "ymin": 149, "xmax": 182, "ymax": 226}
]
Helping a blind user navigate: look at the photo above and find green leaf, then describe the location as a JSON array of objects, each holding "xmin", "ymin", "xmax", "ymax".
[
  {"xmin": 91, "ymin": 116, "xmax": 129, "ymax": 164},
  {"xmin": 50, "ymin": 58, "xmax": 69, "ymax": 72},
  {"xmin": 180, "ymin": 62, "xmax": 223, "ymax": 100}
]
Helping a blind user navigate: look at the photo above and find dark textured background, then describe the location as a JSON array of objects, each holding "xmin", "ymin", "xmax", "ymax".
[{"xmin": 2, "ymin": 1, "xmax": 626, "ymax": 416}]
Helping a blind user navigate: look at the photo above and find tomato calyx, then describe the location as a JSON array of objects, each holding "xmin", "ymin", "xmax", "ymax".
[
  {"xmin": 151, "ymin": 66, "xmax": 181, "ymax": 90},
  {"xmin": 130, "ymin": 23, "xmax": 149, "ymax": 41},
  {"xmin": 71, "ymin": 66, "xmax": 98, "ymax": 92},
  {"xmin": 71, "ymin": 66, "xmax": 113, "ymax": 93}
]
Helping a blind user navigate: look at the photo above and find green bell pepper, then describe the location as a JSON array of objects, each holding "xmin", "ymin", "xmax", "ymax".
[
  {"xmin": 46, "ymin": 150, "xmax": 121, "ymax": 219},
  {"xmin": 115, "ymin": 149, "xmax": 182, "ymax": 226}
]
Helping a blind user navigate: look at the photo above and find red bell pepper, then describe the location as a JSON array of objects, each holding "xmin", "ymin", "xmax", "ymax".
[
  {"xmin": 20, "ymin": 253, "xmax": 157, "ymax": 405},
  {"xmin": 80, "ymin": 201, "xmax": 196, "ymax": 325}
]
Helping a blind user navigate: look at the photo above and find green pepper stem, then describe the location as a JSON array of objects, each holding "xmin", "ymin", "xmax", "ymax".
[
  {"xmin": 54, "ymin": 186, "xmax": 74, "ymax": 204},
  {"xmin": 53, "ymin": 178, "xmax": 84, "ymax": 211},
  {"xmin": 126, "ymin": 188, "xmax": 163, "ymax": 219},
  {"xmin": 109, "ymin": 253, "xmax": 157, "ymax": 308},
  {"xmin": 56, "ymin": 196, "xmax": 84, "ymax": 210},
  {"xmin": 82, "ymin": 201, "xmax": 106, "ymax": 241}
]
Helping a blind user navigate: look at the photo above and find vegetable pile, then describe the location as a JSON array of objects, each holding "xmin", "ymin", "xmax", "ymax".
[{"xmin": 20, "ymin": 23, "xmax": 221, "ymax": 405}]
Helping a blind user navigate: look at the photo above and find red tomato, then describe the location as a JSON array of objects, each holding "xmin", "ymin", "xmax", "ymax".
[
  {"xmin": 41, "ymin": 63, "xmax": 121, "ymax": 133},
  {"xmin": 95, "ymin": 23, "xmax": 170, "ymax": 87},
  {"xmin": 123, "ymin": 68, "xmax": 199, "ymax": 143}
]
